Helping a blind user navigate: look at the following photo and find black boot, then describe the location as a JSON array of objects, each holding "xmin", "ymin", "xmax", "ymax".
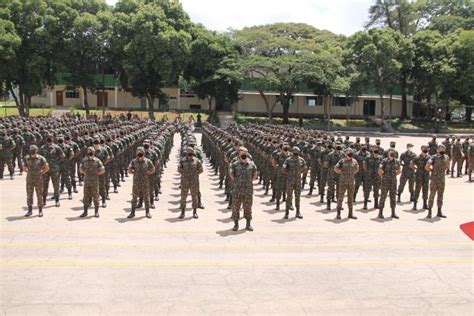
[
  {"xmin": 374, "ymin": 198, "xmax": 379, "ymax": 210},
  {"xmin": 232, "ymin": 220, "xmax": 239, "ymax": 231},
  {"xmin": 296, "ymin": 208, "xmax": 303, "ymax": 219},
  {"xmin": 308, "ymin": 186, "xmax": 313, "ymax": 196},
  {"xmin": 95, "ymin": 206, "xmax": 100, "ymax": 218},
  {"xmin": 80, "ymin": 207, "xmax": 88, "ymax": 218},
  {"xmin": 179, "ymin": 209, "xmax": 185, "ymax": 219},
  {"xmin": 363, "ymin": 199, "xmax": 368, "ymax": 210},
  {"xmin": 218, "ymin": 180, "xmax": 223, "ymax": 189},
  {"xmin": 348, "ymin": 209, "xmax": 357, "ymax": 219},
  {"xmin": 422, "ymin": 199, "xmax": 428, "ymax": 210},
  {"xmin": 227, "ymin": 196, "xmax": 232, "ymax": 210},
  {"xmin": 335, "ymin": 209, "xmax": 341, "ymax": 220},
  {"xmin": 377, "ymin": 209, "xmax": 384, "ymax": 219},
  {"xmin": 409, "ymin": 193, "xmax": 413, "ymax": 202},
  {"xmin": 38, "ymin": 207, "xmax": 43, "ymax": 217},
  {"xmin": 264, "ymin": 187, "xmax": 268, "ymax": 195},
  {"xmin": 150, "ymin": 198, "xmax": 155, "ymax": 209},
  {"xmin": 437, "ymin": 207, "xmax": 446, "ymax": 218},
  {"xmin": 68, "ymin": 189, "xmax": 72, "ymax": 200},
  {"xmin": 320, "ymin": 194, "xmax": 324, "ymax": 203},
  {"xmin": 426, "ymin": 208, "xmax": 432, "ymax": 219},
  {"xmin": 146, "ymin": 208, "xmax": 152, "ymax": 219},
  {"xmin": 113, "ymin": 185, "xmax": 118, "ymax": 193},
  {"xmin": 284, "ymin": 209, "xmax": 289, "ymax": 219},
  {"xmin": 43, "ymin": 195, "xmax": 47, "ymax": 206},
  {"xmin": 412, "ymin": 201, "xmax": 417, "ymax": 210},
  {"xmin": 225, "ymin": 193, "xmax": 230, "ymax": 202},
  {"xmin": 391, "ymin": 209, "xmax": 399, "ymax": 219},
  {"xmin": 269, "ymin": 191, "xmax": 275, "ymax": 203},
  {"xmin": 55, "ymin": 197, "xmax": 60, "ymax": 207},
  {"xmin": 397, "ymin": 193, "xmax": 401, "ymax": 203},
  {"xmin": 246, "ymin": 219, "xmax": 253, "ymax": 231},
  {"xmin": 193, "ymin": 209, "xmax": 198, "ymax": 219},
  {"xmin": 275, "ymin": 200, "xmax": 280, "ymax": 211},
  {"xmin": 101, "ymin": 197, "xmax": 107, "ymax": 208},
  {"xmin": 25, "ymin": 206, "xmax": 32, "ymax": 217},
  {"xmin": 197, "ymin": 195, "xmax": 205, "ymax": 209},
  {"xmin": 326, "ymin": 200, "xmax": 331, "ymax": 210},
  {"xmin": 127, "ymin": 208, "xmax": 136, "ymax": 218}
]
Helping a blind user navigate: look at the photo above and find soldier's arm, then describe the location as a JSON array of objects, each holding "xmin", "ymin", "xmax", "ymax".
[
  {"xmin": 147, "ymin": 163, "xmax": 155, "ymax": 176},
  {"xmin": 41, "ymin": 162, "xmax": 49, "ymax": 176},
  {"xmin": 229, "ymin": 165, "xmax": 235, "ymax": 181},
  {"xmin": 252, "ymin": 163, "xmax": 258, "ymax": 181},
  {"xmin": 424, "ymin": 162, "xmax": 433, "ymax": 173},
  {"xmin": 98, "ymin": 166, "xmax": 105, "ymax": 176},
  {"xmin": 396, "ymin": 165, "xmax": 401, "ymax": 176},
  {"xmin": 197, "ymin": 160, "xmax": 204, "ymax": 175}
]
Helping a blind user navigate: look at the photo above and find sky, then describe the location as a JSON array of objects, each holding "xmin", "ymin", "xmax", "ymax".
[{"xmin": 105, "ymin": 0, "xmax": 374, "ymax": 36}]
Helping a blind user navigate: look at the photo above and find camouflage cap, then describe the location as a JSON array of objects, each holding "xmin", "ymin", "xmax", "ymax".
[
  {"xmin": 136, "ymin": 147, "xmax": 145, "ymax": 154},
  {"xmin": 29, "ymin": 145, "xmax": 38, "ymax": 152},
  {"xmin": 186, "ymin": 147, "xmax": 195, "ymax": 154},
  {"xmin": 292, "ymin": 146, "xmax": 301, "ymax": 153},
  {"xmin": 87, "ymin": 147, "xmax": 95, "ymax": 154},
  {"xmin": 239, "ymin": 146, "xmax": 249, "ymax": 153}
]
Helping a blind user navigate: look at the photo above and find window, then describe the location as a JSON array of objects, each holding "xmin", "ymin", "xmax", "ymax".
[
  {"xmin": 65, "ymin": 90, "xmax": 79, "ymax": 99},
  {"xmin": 306, "ymin": 96, "xmax": 323, "ymax": 106},
  {"xmin": 332, "ymin": 97, "xmax": 347, "ymax": 107}
]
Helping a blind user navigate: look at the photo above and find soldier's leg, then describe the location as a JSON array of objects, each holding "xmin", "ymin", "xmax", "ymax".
[
  {"xmin": 143, "ymin": 186, "xmax": 151, "ymax": 218},
  {"xmin": 294, "ymin": 185, "xmax": 302, "ymax": 218},
  {"xmin": 457, "ymin": 158, "xmax": 463, "ymax": 176},
  {"xmin": 232, "ymin": 194, "xmax": 243, "ymax": 230},
  {"xmin": 347, "ymin": 183, "xmax": 356, "ymax": 219},
  {"xmin": 51, "ymin": 171, "xmax": 60, "ymax": 199},
  {"xmin": 285, "ymin": 184, "xmax": 294, "ymax": 212},
  {"xmin": 190, "ymin": 185, "xmax": 199, "ymax": 210},
  {"xmin": 378, "ymin": 184, "xmax": 388, "ymax": 218},
  {"xmin": 436, "ymin": 182, "xmax": 446, "ymax": 217},
  {"xmin": 336, "ymin": 183, "xmax": 346, "ymax": 211},
  {"xmin": 243, "ymin": 195, "xmax": 253, "ymax": 230},
  {"xmin": 427, "ymin": 181, "xmax": 437, "ymax": 218},
  {"xmin": 26, "ymin": 181, "xmax": 34, "ymax": 216},
  {"xmin": 390, "ymin": 181, "xmax": 398, "ymax": 218},
  {"xmin": 413, "ymin": 177, "xmax": 422, "ymax": 209},
  {"xmin": 42, "ymin": 173, "xmax": 51, "ymax": 203},
  {"xmin": 7, "ymin": 157, "xmax": 14, "ymax": 177},
  {"xmin": 0, "ymin": 158, "xmax": 5, "ymax": 178},
  {"xmin": 398, "ymin": 173, "xmax": 407, "ymax": 196}
]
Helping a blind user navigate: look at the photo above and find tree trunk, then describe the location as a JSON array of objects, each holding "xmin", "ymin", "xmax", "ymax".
[
  {"xmin": 83, "ymin": 86, "xmax": 90, "ymax": 115},
  {"xmin": 25, "ymin": 96, "xmax": 31, "ymax": 117},
  {"xmin": 8, "ymin": 84, "xmax": 23, "ymax": 116},
  {"xmin": 400, "ymin": 74, "xmax": 408, "ymax": 120},
  {"xmin": 380, "ymin": 94, "xmax": 385, "ymax": 131},
  {"xmin": 147, "ymin": 95, "xmax": 155, "ymax": 120},
  {"xmin": 389, "ymin": 93, "xmax": 392, "ymax": 126},
  {"xmin": 465, "ymin": 106, "xmax": 472, "ymax": 122},
  {"xmin": 326, "ymin": 96, "xmax": 332, "ymax": 131},
  {"xmin": 282, "ymin": 94, "xmax": 290, "ymax": 124}
]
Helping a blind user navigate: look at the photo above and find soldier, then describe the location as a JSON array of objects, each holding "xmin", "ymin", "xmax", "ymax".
[
  {"xmin": 0, "ymin": 130, "xmax": 16, "ymax": 179},
  {"xmin": 65, "ymin": 134, "xmax": 80, "ymax": 194},
  {"xmin": 451, "ymin": 137, "xmax": 463, "ymax": 177},
  {"xmin": 410, "ymin": 145, "xmax": 430, "ymax": 210},
  {"xmin": 57, "ymin": 135, "xmax": 74, "ymax": 200},
  {"xmin": 428, "ymin": 135, "xmax": 438, "ymax": 156},
  {"xmin": 229, "ymin": 147, "xmax": 257, "ymax": 231},
  {"xmin": 462, "ymin": 137, "xmax": 470, "ymax": 175},
  {"xmin": 272, "ymin": 143, "xmax": 290, "ymax": 211},
  {"xmin": 468, "ymin": 138, "xmax": 474, "ymax": 182},
  {"xmin": 442, "ymin": 136, "xmax": 452, "ymax": 175},
  {"xmin": 12, "ymin": 129, "xmax": 24, "ymax": 175},
  {"xmin": 397, "ymin": 143, "xmax": 416, "ymax": 202},
  {"xmin": 127, "ymin": 147, "xmax": 155, "ymax": 219},
  {"xmin": 375, "ymin": 139, "xmax": 384, "ymax": 157},
  {"xmin": 23, "ymin": 145, "xmax": 49, "ymax": 217},
  {"xmin": 318, "ymin": 143, "xmax": 331, "ymax": 203},
  {"xmin": 178, "ymin": 147, "xmax": 203, "ymax": 219},
  {"xmin": 79, "ymin": 147, "xmax": 105, "ymax": 218},
  {"xmin": 354, "ymin": 145, "xmax": 368, "ymax": 202},
  {"xmin": 93, "ymin": 136, "xmax": 110, "ymax": 208},
  {"xmin": 425, "ymin": 144, "xmax": 450, "ymax": 218},
  {"xmin": 384, "ymin": 141, "xmax": 398, "ymax": 158},
  {"xmin": 282, "ymin": 146, "xmax": 307, "ymax": 219},
  {"xmin": 325, "ymin": 144, "xmax": 343, "ymax": 210},
  {"xmin": 377, "ymin": 149, "xmax": 401, "ymax": 219},
  {"xmin": 40, "ymin": 134, "xmax": 64, "ymax": 207},
  {"xmin": 334, "ymin": 148, "xmax": 359, "ymax": 220}
]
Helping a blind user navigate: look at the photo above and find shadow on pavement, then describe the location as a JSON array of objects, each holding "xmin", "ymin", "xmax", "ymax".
[
  {"xmin": 115, "ymin": 217, "xmax": 146, "ymax": 223},
  {"xmin": 418, "ymin": 217, "xmax": 441, "ymax": 223},
  {"xmin": 5, "ymin": 215, "xmax": 39, "ymax": 221},
  {"xmin": 165, "ymin": 217, "xmax": 192, "ymax": 223},
  {"xmin": 325, "ymin": 218, "xmax": 350, "ymax": 224},
  {"xmin": 370, "ymin": 217, "xmax": 393, "ymax": 223},
  {"xmin": 216, "ymin": 229, "xmax": 246, "ymax": 237}
]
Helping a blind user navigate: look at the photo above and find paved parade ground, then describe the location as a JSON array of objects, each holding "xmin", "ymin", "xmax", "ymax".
[{"xmin": 1, "ymin": 132, "xmax": 473, "ymax": 315}]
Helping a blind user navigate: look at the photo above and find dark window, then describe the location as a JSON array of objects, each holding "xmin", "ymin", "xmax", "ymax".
[
  {"xmin": 363, "ymin": 100, "xmax": 376, "ymax": 116},
  {"xmin": 65, "ymin": 90, "xmax": 79, "ymax": 99},
  {"xmin": 306, "ymin": 96, "xmax": 323, "ymax": 106},
  {"xmin": 332, "ymin": 97, "xmax": 347, "ymax": 107}
]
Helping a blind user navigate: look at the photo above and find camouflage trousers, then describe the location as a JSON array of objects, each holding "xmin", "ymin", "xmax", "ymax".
[
  {"xmin": 337, "ymin": 180, "xmax": 355, "ymax": 211},
  {"xmin": 0, "ymin": 156, "xmax": 14, "ymax": 177},
  {"xmin": 43, "ymin": 170, "xmax": 60, "ymax": 199},
  {"xmin": 327, "ymin": 173, "xmax": 339, "ymax": 201},
  {"xmin": 180, "ymin": 180, "xmax": 199, "ymax": 209},
  {"xmin": 60, "ymin": 164, "xmax": 72, "ymax": 190},
  {"xmin": 397, "ymin": 167, "xmax": 414, "ymax": 195},
  {"xmin": 83, "ymin": 182, "xmax": 100, "ymax": 208},
  {"xmin": 286, "ymin": 181, "xmax": 301, "ymax": 211},
  {"xmin": 309, "ymin": 165, "xmax": 318, "ymax": 188},
  {"xmin": 231, "ymin": 193, "xmax": 253, "ymax": 221},
  {"xmin": 12, "ymin": 152, "xmax": 23, "ymax": 172},
  {"xmin": 428, "ymin": 179, "xmax": 445, "ymax": 209},
  {"xmin": 132, "ymin": 182, "xmax": 150, "ymax": 209},
  {"xmin": 413, "ymin": 174, "xmax": 429, "ymax": 201},
  {"xmin": 379, "ymin": 178, "xmax": 397, "ymax": 210},
  {"xmin": 26, "ymin": 178, "xmax": 44, "ymax": 207},
  {"xmin": 451, "ymin": 156, "xmax": 463, "ymax": 175},
  {"xmin": 363, "ymin": 174, "xmax": 380, "ymax": 200},
  {"xmin": 318, "ymin": 169, "xmax": 328, "ymax": 196},
  {"xmin": 275, "ymin": 173, "xmax": 286, "ymax": 201},
  {"xmin": 99, "ymin": 174, "xmax": 107, "ymax": 199}
]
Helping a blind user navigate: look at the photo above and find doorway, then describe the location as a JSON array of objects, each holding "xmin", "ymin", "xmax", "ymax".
[
  {"xmin": 363, "ymin": 100, "xmax": 376, "ymax": 116},
  {"xmin": 56, "ymin": 91, "xmax": 63, "ymax": 106},
  {"xmin": 97, "ymin": 92, "xmax": 108, "ymax": 108}
]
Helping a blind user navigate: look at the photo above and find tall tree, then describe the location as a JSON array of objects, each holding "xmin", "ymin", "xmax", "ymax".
[
  {"xmin": 0, "ymin": 18, "xmax": 21, "ymax": 103},
  {"xmin": 113, "ymin": 0, "xmax": 192, "ymax": 119}
]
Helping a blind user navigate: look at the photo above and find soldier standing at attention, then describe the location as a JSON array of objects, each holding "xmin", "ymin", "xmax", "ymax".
[
  {"xmin": 410, "ymin": 145, "xmax": 431, "ymax": 210},
  {"xmin": 468, "ymin": 138, "xmax": 474, "ymax": 182},
  {"xmin": 442, "ymin": 136, "xmax": 452, "ymax": 175},
  {"xmin": 0, "ymin": 130, "xmax": 16, "ymax": 179},
  {"xmin": 23, "ymin": 145, "xmax": 49, "ymax": 217},
  {"xmin": 40, "ymin": 134, "xmax": 64, "ymax": 207},
  {"xmin": 178, "ymin": 147, "xmax": 203, "ymax": 219},
  {"xmin": 283, "ymin": 146, "xmax": 307, "ymax": 220},
  {"xmin": 12, "ymin": 128, "xmax": 24, "ymax": 175},
  {"xmin": 397, "ymin": 143, "xmax": 416, "ymax": 202},
  {"xmin": 425, "ymin": 145, "xmax": 450, "ymax": 219},
  {"xmin": 451, "ymin": 137, "xmax": 463, "ymax": 177},
  {"xmin": 229, "ymin": 147, "xmax": 257, "ymax": 232},
  {"xmin": 325, "ymin": 144, "xmax": 343, "ymax": 210},
  {"xmin": 428, "ymin": 135, "xmax": 438, "ymax": 156},
  {"xmin": 462, "ymin": 137, "xmax": 470, "ymax": 175},
  {"xmin": 377, "ymin": 149, "xmax": 401, "ymax": 219},
  {"xmin": 334, "ymin": 148, "xmax": 359, "ymax": 220},
  {"xmin": 127, "ymin": 147, "xmax": 155, "ymax": 219},
  {"xmin": 79, "ymin": 147, "xmax": 105, "ymax": 218}
]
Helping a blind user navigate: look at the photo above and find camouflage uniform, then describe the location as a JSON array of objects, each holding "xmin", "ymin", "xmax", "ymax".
[
  {"xmin": 468, "ymin": 142, "xmax": 474, "ymax": 181},
  {"xmin": 427, "ymin": 151, "xmax": 450, "ymax": 218},
  {"xmin": 40, "ymin": 140, "xmax": 65, "ymax": 206},
  {"xmin": 178, "ymin": 148, "xmax": 203, "ymax": 218},
  {"xmin": 325, "ymin": 147, "xmax": 343, "ymax": 209},
  {"xmin": 397, "ymin": 147, "xmax": 416, "ymax": 202},
  {"xmin": 272, "ymin": 146, "xmax": 290, "ymax": 210},
  {"xmin": 411, "ymin": 150, "xmax": 430, "ymax": 210},
  {"xmin": 378, "ymin": 156, "xmax": 401, "ymax": 218},
  {"xmin": 79, "ymin": 148, "xmax": 104, "ymax": 217},
  {"xmin": 451, "ymin": 140, "xmax": 463, "ymax": 177},
  {"xmin": 0, "ymin": 134, "xmax": 16, "ymax": 179},
  {"xmin": 283, "ymin": 147, "xmax": 307, "ymax": 219},
  {"xmin": 24, "ymin": 151, "xmax": 48, "ymax": 216},
  {"xmin": 12, "ymin": 131, "xmax": 25, "ymax": 175},
  {"xmin": 335, "ymin": 151, "xmax": 359, "ymax": 219},
  {"xmin": 363, "ymin": 152, "xmax": 382, "ymax": 209},
  {"xmin": 128, "ymin": 150, "xmax": 155, "ymax": 218}
]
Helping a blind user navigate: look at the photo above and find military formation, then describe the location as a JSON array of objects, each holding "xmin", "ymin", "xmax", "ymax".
[
  {"xmin": 1, "ymin": 116, "xmax": 473, "ymax": 229},
  {"xmin": 203, "ymin": 122, "xmax": 474, "ymax": 230},
  {"xmin": 0, "ymin": 116, "xmax": 175, "ymax": 218}
]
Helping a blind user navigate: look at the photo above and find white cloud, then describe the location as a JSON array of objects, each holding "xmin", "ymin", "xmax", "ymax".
[{"xmin": 106, "ymin": 0, "xmax": 373, "ymax": 36}]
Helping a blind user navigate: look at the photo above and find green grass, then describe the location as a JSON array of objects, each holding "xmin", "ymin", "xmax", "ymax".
[
  {"xmin": 233, "ymin": 114, "xmax": 377, "ymax": 128},
  {"xmin": 391, "ymin": 119, "xmax": 474, "ymax": 131},
  {"xmin": 0, "ymin": 107, "xmax": 53, "ymax": 117}
]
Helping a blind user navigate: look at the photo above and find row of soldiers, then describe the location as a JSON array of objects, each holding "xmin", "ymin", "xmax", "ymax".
[
  {"xmin": 0, "ymin": 116, "xmax": 175, "ymax": 218},
  {"xmin": 202, "ymin": 123, "xmax": 474, "ymax": 225}
]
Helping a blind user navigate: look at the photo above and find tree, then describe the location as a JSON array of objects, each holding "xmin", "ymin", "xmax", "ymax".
[
  {"xmin": 184, "ymin": 26, "xmax": 241, "ymax": 121},
  {"xmin": 235, "ymin": 23, "xmax": 345, "ymax": 124},
  {"xmin": 113, "ymin": 0, "xmax": 192, "ymax": 119},
  {"xmin": 347, "ymin": 28, "xmax": 404, "ymax": 130},
  {"xmin": 0, "ymin": 18, "xmax": 21, "ymax": 103}
]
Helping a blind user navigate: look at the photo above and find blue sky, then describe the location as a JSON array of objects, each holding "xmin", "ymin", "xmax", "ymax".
[{"xmin": 105, "ymin": 0, "xmax": 374, "ymax": 36}]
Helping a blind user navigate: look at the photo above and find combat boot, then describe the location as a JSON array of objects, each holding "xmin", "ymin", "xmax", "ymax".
[
  {"xmin": 193, "ymin": 209, "xmax": 198, "ymax": 219},
  {"xmin": 425, "ymin": 208, "xmax": 432, "ymax": 218},
  {"xmin": 80, "ymin": 207, "xmax": 88, "ymax": 218},
  {"xmin": 397, "ymin": 193, "xmax": 401, "ymax": 203},
  {"xmin": 296, "ymin": 208, "xmax": 303, "ymax": 219},
  {"xmin": 377, "ymin": 209, "xmax": 384, "ymax": 219},
  {"xmin": 326, "ymin": 200, "xmax": 331, "ymax": 211},
  {"xmin": 264, "ymin": 187, "xmax": 269, "ymax": 195},
  {"xmin": 437, "ymin": 207, "xmax": 446, "ymax": 218},
  {"xmin": 68, "ymin": 189, "xmax": 72, "ymax": 200},
  {"xmin": 348, "ymin": 209, "xmax": 357, "ymax": 220},
  {"xmin": 101, "ymin": 197, "xmax": 107, "ymax": 208},
  {"xmin": 335, "ymin": 208, "xmax": 341, "ymax": 220},
  {"xmin": 282, "ymin": 192, "xmax": 286, "ymax": 202},
  {"xmin": 412, "ymin": 201, "xmax": 417, "ymax": 210},
  {"xmin": 197, "ymin": 195, "xmax": 204, "ymax": 209},
  {"xmin": 113, "ymin": 185, "xmax": 118, "ymax": 193},
  {"xmin": 25, "ymin": 206, "xmax": 32, "ymax": 217},
  {"xmin": 146, "ymin": 208, "xmax": 152, "ymax": 219},
  {"xmin": 232, "ymin": 220, "xmax": 239, "ymax": 231},
  {"xmin": 179, "ymin": 209, "xmax": 185, "ymax": 219},
  {"xmin": 308, "ymin": 186, "xmax": 313, "ymax": 196},
  {"xmin": 284, "ymin": 209, "xmax": 289, "ymax": 219},
  {"xmin": 43, "ymin": 195, "xmax": 47, "ymax": 206},
  {"xmin": 95, "ymin": 206, "xmax": 100, "ymax": 218},
  {"xmin": 38, "ymin": 207, "xmax": 43, "ymax": 217},
  {"xmin": 391, "ymin": 209, "xmax": 399, "ymax": 219},
  {"xmin": 55, "ymin": 197, "xmax": 60, "ymax": 207},
  {"xmin": 218, "ymin": 180, "xmax": 223, "ymax": 189},
  {"xmin": 409, "ymin": 193, "xmax": 414, "ymax": 202},
  {"xmin": 374, "ymin": 198, "xmax": 379, "ymax": 209},
  {"xmin": 320, "ymin": 194, "xmax": 324, "ymax": 203},
  {"xmin": 127, "ymin": 208, "xmax": 136, "ymax": 218},
  {"xmin": 269, "ymin": 191, "xmax": 275, "ymax": 203},
  {"xmin": 275, "ymin": 200, "xmax": 280, "ymax": 211},
  {"xmin": 246, "ymin": 219, "xmax": 253, "ymax": 231},
  {"xmin": 422, "ymin": 199, "xmax": 428, "ymax": 210},
  {"xmin": 363, "ymin": 199, "xmax": 368, "ymax": 210},
  {"xmin": 150, "ymin": 198, "xmax": 155, "ymax": 209}
]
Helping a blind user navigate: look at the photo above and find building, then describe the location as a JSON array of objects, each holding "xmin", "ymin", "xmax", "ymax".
[{"xmin": 30, "ymin": 75, "xmax": 413, "ymax": 118}]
